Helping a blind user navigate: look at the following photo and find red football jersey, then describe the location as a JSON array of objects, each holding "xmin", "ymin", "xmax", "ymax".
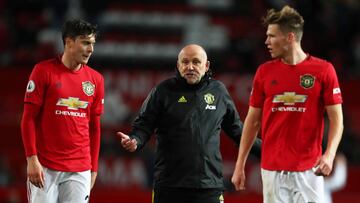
[
  {"xmin": 250, "ymin": 55, "xmax": 342, "ymax": 171},
  {"xmin": 24, "ymin": 57, "xmax": 104, "ymax": 172}
]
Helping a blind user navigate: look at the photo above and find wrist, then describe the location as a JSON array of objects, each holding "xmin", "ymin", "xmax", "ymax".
[
  {"xmin": 235, "ymin": 159, "xmax": 246, "ymax": 169},
  {"xmin": 26, "ymin": 155, "xmax": 38, "ymax": 162},
  {"xmin": 324, "ymin": 151, "xmax": 336, "ymax": 159}
]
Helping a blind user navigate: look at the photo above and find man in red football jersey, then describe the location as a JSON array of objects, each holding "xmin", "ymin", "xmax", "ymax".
[
  {"xmin": 232, "ymin": 5, "xmax": 343, "ymax": 203},
  {"xmin": 21, "ymin": 19, "xmax": 104, "ymax": 203}
]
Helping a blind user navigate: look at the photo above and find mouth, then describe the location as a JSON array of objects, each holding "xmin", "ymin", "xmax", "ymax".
[
  {"xmin": 83, "ymin": 53, "xmax": 91, "ymax": 58},
  {"xmin": 184, "ymin": 73, "xmax": 199, "ymax": 79},
  {"xmin": 80, "ymin": 55, "xmax": 90, "ymax": 64}
]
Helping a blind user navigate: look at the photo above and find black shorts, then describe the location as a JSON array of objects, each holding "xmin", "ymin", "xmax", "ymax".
[{"xmin": 153, "ymin": 187, "xmax": 224, "ymax": 203}]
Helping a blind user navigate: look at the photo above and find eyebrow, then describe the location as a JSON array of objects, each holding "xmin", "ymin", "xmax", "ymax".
[{"xmin": 181, "ymin": 57, "xmax": 201, "ymax": 61}]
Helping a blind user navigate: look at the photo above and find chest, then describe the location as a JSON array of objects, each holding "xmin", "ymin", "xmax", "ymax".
[
  {"xmin": 263, "ymin": 67, "xmax": 323, "ymax": 98},
  {"xmin": 46, "ymin": 71, "xmax": 96, "ymax": 107},
  {"xmin": 162, "ymin": 90, "xmax": 224, "ymax": 119}
]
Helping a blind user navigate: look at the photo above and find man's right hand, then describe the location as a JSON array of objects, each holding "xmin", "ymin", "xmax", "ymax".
[
  {"xmin": 116, "ymin": 132, "xmax": 138, "ymax": 152},
  {"xmin": 27, "ymin": 155, "xmax": 44, "ymax": 188},
  {"xmin": 231, "ymin": 166, "xmax": 246, "ymax": 191}
]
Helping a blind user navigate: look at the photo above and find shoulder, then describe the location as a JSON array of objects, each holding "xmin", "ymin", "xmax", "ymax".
[
  {"xmin": 252, "ymin": 59, "xmax": 281, "ymax": 77},
  {"xmin": 140, "ymin": 77, "xmax": 174, "ymax": 100},
  {"xmin": 308, "ymin": 55, "xmax": 329, "ymax": 64},
  {"xmin": 208, "ymin": 79, "xmax": 229, "ymax": 94},
  {"xmin": 210, "ymin": 78, "xmax": 226, "ymax": 88},
  {"xmin": 304, "ymin": 56, "xmax": 337, "ymax": 77},
  {"xmin": 258, "ymin": 59, "xmax": 280, "ymax": 69},
  {"xmin": 156, "ymin": 77, "xmax": 177, "ymax": 90},
  {"xmin": 33, "ymin": 58, "xmax": 58, "ymax": 72},
  {"xmin": 83, "ymin": 65, "xmax": 104, "ymax": 79},
  {"xmin": 307, "ymin": 55, "xmax": 333, "ymax": 68}
]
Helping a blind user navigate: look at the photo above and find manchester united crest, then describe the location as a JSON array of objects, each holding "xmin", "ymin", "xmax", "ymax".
[
  {"xmin": 204, "ymin": 93, "xmax": 215, "ymax": 104},
  {"xmin": 300, "ymin": 74, "xmax": 315, "ymax": 89},
  {"xmin": 82, "ymin": 81, "xmax": 95, "ymax": 96}
]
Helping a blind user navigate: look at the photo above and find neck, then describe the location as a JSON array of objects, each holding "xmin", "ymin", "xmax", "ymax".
[
  {"xmin": 61, "ymin": 52, "xmax": 81, "ymax": 71},
  {"xmin": 281, "ymin": 43, "xmax": 307, "ymax": 65}
]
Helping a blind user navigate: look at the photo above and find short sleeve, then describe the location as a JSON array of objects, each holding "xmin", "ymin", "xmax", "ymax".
[
  {"xmin": 24, "ymin": 64, "xmax": 48, "ymax": 106},
  {"xmin": 249, "ymin": 66, "xmax": 265, "ymax": 108},
  {"xmin": 322, "ymin": 63, "xmax": 343, "ymax": 105},
  {"xmin": 91, "ymin": 74, "xmax": 105, "ymax": 115}
]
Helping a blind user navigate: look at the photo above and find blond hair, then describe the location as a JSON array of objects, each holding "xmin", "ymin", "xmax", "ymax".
[{"xmin": 263, "ymin": 5, "xmax": 304, "ymax": 41}]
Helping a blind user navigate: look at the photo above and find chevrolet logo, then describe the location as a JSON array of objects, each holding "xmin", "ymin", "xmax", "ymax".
[
  {"xmin": 56, "ymin": 97, "xmax": 89, "ymax": 110},
  {"xmin": 273, "ymin": 92, "xmax": 307, "ymax": 105}
]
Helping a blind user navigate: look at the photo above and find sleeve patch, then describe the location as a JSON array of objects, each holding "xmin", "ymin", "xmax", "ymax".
[
  {"xmin": 333, "ymin": 87, "xmax": 341, "ymax": 94},
  {"xmin": 26, "ymin": 80, "xmax": 35, "ymax": 93}
]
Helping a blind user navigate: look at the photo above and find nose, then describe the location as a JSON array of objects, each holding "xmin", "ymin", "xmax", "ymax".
[
  {"xmin": 265, "ymin": 37, "xmax": 270, "ymax": 45},
  {"xmin": 187, "ymin": 63, "xmax": 194, "ymax": 70},
  {"xmin": 88, "ymin": 44, "xmax": 94, "ymax": 53}
]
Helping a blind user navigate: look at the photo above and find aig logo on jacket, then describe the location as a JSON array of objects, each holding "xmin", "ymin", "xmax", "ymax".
[{"xmin": 204, "ymin": 93, "xmax": 216, "ymax": 110}]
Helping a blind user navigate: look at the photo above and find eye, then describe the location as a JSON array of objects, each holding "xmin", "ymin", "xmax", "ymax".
[
  {"xmin": 83, "ymin": 41, "xmax": 95, "ymax": 46},
  {"xmin": 182, "ymin": 60, "xmax": 189, "ymax": 65},
  {"xmin": 193, "ymin": 60, "xmax": 201, "ymax": 65}
]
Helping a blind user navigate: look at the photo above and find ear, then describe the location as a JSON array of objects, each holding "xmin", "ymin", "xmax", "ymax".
[
  {"xmin": 287, "ymin": 32, "xmax": 296, "ymax": 42},
  {"xmin": 205, "ymin": 60, "xmax": 210, "ymax": 71},
  {"xmin": 65, "ymin": 37, "xmax": 74, "ymax": 48}
]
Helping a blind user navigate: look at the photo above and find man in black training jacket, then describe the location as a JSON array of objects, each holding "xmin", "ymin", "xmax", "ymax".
[{"xmin": 117, "ymin": 44, "xmax": 261, "ymax": 203}]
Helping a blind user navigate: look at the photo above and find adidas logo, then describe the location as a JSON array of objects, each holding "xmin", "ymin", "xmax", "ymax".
[{"xmin": 178, "ymin": 96, "xmax": 187, "ymax": 103}]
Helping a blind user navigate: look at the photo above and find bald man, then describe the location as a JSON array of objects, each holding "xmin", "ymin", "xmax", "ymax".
[{"xmin": 116, "ymin": 44, "xmax": 260, "ymax": 203}]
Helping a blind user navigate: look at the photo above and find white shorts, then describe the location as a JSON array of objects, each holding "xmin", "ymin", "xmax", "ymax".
[
  {"xmin": 27, "ymin": 167, "xmax": 91, "ymax": 203},
  {"xmin": 261, "ymin": 168, "xmax": 324, "ymax": 203}
]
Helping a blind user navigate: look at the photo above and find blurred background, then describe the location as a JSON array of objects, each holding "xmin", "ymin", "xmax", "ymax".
[{"xmin": 0, "ymin": 0, "xmax": 359, "ymax": 202}]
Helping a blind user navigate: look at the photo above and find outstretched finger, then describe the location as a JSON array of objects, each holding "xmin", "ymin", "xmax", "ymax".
[{"xmin": 116, "ymin": 132, "xmax": 129, "ymax": 140}]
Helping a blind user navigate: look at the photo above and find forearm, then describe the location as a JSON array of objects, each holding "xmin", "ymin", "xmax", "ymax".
[
  {"xmin": 324, "ymin": 104, "xmax": 344, "ymax": 157},
  {"xmin": 21, "ymin": 103, "xmax": 40, "ymax": 156},
  {"xmin": 236, "ymin": 120, "xmax": 261, "ymax": 168},
  {"xmin": 90, "ymin": 115, "xmax": 101, "ymax": 172},
  {"xmin": 325, "ymin": 117, "xmax": 343, "ymax": 157},
  {"xmin": 231, "ymin": 115, "xmax": 261, "ymax": 191},
  {"xmin": 249, "ymin": 137, "xmax": 262, "ymax": 158}
]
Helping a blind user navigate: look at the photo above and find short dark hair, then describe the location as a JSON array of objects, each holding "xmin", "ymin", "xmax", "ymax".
[
  {"xmin": 61, "ymin": 19, "xmax": 98, "ymax": 45},
  {"xmin": 262, "ymin": 5, "xmax": 304, "ymax": 42}
]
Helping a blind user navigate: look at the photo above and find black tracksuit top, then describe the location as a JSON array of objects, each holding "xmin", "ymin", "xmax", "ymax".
[{"xmin": 130, "ymin": 73, "xmax": 243, "ymax": 189}]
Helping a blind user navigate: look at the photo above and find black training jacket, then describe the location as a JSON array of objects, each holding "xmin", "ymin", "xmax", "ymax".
[{"xmin": 130, "ymin": 71, "xmax": 244, "ymax": 189}]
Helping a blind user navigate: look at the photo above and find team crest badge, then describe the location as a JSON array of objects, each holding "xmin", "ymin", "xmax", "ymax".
[
  {"xmin": 82, "ymin": 81, "xmax": 95, "ymax": 96},
  {"xmin": 26, "ymin": 80, "xmax": 35, "ymax": 93},
  {"xmin": 204, "ymin": 93, "xmax": 215, "ymax": 104},
  {"xmin": 204, "ymin": 93, "xmax": 216, "ymax": 110},
  {"xmin": 300, "ymin": 74, "xmax": 315, "ymax": 89}
]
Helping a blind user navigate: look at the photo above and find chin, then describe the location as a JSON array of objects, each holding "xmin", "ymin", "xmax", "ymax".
[
  {"xmin": 270, "ymin": 53, "xmax": 278, "ymax": 59},
  {"xmin": 186, "ymin": 79, "xmax": 200, "ymax": 85}
]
